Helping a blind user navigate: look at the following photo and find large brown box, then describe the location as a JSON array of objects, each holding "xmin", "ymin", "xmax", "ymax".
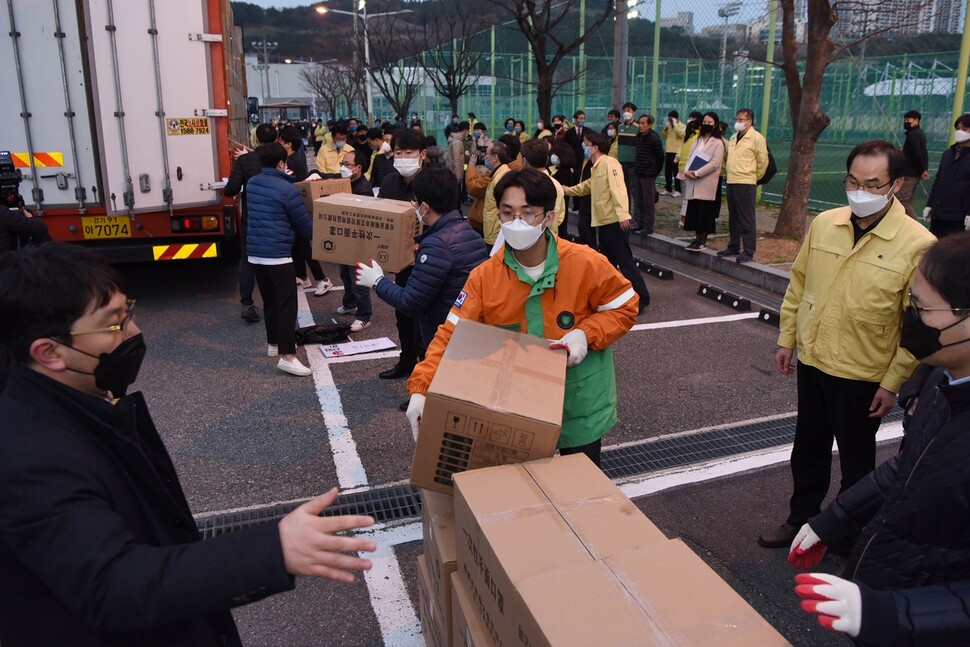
[
  {"xmin": 450, "ymin": 573, "xmax": 494, "ymax": 647},
  {"xmin": 293, "ymin": 178, "xmax": 351, "ymax": 213},
  {"xmin": 421, "ymin": 490, "xmax": 457, "ymax": 619},
  {"xmin": 417, "ymin": 554, "xmax": 451, "ymax": 647},
  {"xmin": 311, "ymin": 193, "xmax": 417, "ymax": 272},
  {"xmin": 411, "ymin": 319, "xmax": 566, "ymax": 495},
  {"xmin": 452, "ymin": 455, "xmax": 668, "ymax": 645}
]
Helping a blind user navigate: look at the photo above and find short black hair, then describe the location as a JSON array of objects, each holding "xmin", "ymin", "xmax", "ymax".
[
  {"xmin": 919, "ymin": 232, "xmax": 970, "ymax": 309},
  {"xmin": 257, "ymin": 142, "xmax": 288, "ymax": 168},
  {"xmin": 392, "ymin": 129, "xmax": 426, "ymax": 152},
  {"xmin": 688, "ymin": 111, "xmax": 703, "ymax": 121},
  {"xmin": 521, "ymin": 138, "xmax": 550, "ymax": 168},
  {"xmin": 497, "ymin": 133, "xmax": 521, "ymax": 160},
  {"xmin": 846, "ymin": 140, "xmax": 906, "ymax": 183},
  {"xmin": 607, "ymin": 109, "xmax": 620, "ymax": 120},
  {"xmin": 277, "ymin": 126, "xmax": 302, "ymax": 151},
  {"xmin": 473, "ymin": 122, "xmax": 487, "ymax": 132},
  {"xmin": 468, "ymin": 112, "xmax": 477, "ymax": 119},
  {"xmin": 583, "ymin": 130, "xmax": 610, "ymax": 154},
  {"xmin": 367, "ymin": 129, "xmax": 384, "ymax": 141},
  {"xmin": 493, "ymin": 168, "xmax": 557, "ymax": 213},
  {"xmin": 0, "ymin": 243, "xmax": 126, "ymax": 362},
  {"xmin": 668, "ymin": 110, "xmax": 680, "ymax": 119},
  {"xmin": 515, "ymin": 120, "xmax": 527, "ymax": 131},
  {"xmin": 411, "ymin": 165, "xmax": 459, "ymax": 215},
  {"xmin": 736, "ymin": 108, "xmax": 755, "ymax": 123},
  {"xmin": 553, "ymin": 115, "xmax": 566, "ymax": 123},
  {"xmin": 489, "ymin": 141, "xmax": 512, "ymax": 165},
  {"xmin": 255, "ymin": 123, "xmax": 278, "ymax": 144},
  {"xmin": 573, "ymin": 110, "xmax": 585, "ymax": 120},
  {"xmin": 904, "ymin": 110, "xmax": 922, "ymax": 120},
  {"xmin": 622, "ymin": 102, "xmax": 637, "ymax": 112},
  {"xmin": 457, "ymin": 121, "xmax": 470, "ymax": 132},
  {"xmin": 955, "ymin": 114, "xmax": 970, "ymax": 129},
  {"xmin": 551, "ymin": 141, "xmax": 576, "ymax": 170}
]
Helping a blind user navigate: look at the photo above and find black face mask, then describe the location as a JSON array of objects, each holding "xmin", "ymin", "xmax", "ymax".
[
  {"xmin": 699, "ymin": 124, "xmax": 715, "ymax": 135},
  {"xmin": 900, "ymin": 307, "xmax": 970, "ymax": 360},
  {"xmin": 66, "ymin": 333, "xmax": 147, "ymax": 396},
  {"xmin": 904, "ymin": 124, "xmax": 914, "ymax": 132}
]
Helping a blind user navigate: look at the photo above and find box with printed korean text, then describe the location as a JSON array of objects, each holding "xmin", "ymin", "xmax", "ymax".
[
  {"xmin": 450, "ymin": 573, "xmax": 492, "ymax": 647},
  {"xmin": 410, "ymin": 319, "xmax": 567, "ymax": 495},
  {"xmin": 293, "ymin": 178, "xmax": 351, "ymax": 213},
  {"xmin": 422, "ymin": 490, "xmax": 457, "ymax": 621},
  {"xmin": 311, "ymin": 193, "xmax": 417, "ymax": 272},
  {"xmin": 417, "ymin": 554, "xmax": 451, "ymax": 647}
]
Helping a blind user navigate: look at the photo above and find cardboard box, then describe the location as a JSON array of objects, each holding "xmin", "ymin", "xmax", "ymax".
[
  {"xmin": 451, "ymin": 573, "xmax": 494, "ymax": 647},
  {"xmin": 452, "ymin": 455, "xmax": 667, "ymax": 645},
  {"xmin": 422, "ymin": 490, "xmax": 457, "ymax": 618},
  {"xmin": 311, "ymin": 193, "xmax": 417, "ymax": 272},
  {"xmin": 417, "ymin": 554, "xmax": 451, "ymax": 647},
  {"xmin": 293, "ymin": 177, "xmax": 351, "ymax": 213},
  {"xmin": 411, "ymin": 319, "xmax": 567, "ymax": 494}
]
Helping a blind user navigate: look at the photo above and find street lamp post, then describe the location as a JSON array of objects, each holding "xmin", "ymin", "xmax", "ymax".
[
  {"xmin": 251, "ymin": 39, "xmax": 278, "ymax": 101},
  {"xmin": 717, "ymin": 2, "xmax": 742, "ymax": 107},
  {"xmin": 316, "ymin": 3, "xmax": 413, "ymax": 121}
]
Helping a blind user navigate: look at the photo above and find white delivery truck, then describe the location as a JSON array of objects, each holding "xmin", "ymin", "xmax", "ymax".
[{"xmin": 0, "ymin": 0, "xmax": 250, "ymax": 262}]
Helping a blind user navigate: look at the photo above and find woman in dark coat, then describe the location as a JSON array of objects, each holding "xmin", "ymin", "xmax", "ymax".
[{"xmin": 925, "ymin": 113, "xmax": 970, "ymax": 238}]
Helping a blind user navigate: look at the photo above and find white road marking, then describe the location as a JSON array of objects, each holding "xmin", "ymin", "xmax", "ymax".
[
  {"xmin": 631, "ymin": 311, "xmax": 761, "ymax": 331},
  {"xmin": 357, "ymin": 522, "xmax": 424, "ymax": 646}
]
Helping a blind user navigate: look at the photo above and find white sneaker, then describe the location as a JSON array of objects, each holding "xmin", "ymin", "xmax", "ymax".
[
  {"xmin": 278, "ymin": 357, "xmax": 311, "ymax": 376},
  {"xmin": 267, "ymin": 344, "xmax": 278, "ymax": 357},
  {"xmin": 671, "ymin": 190, "xmax": 682, "ymax": 198},
  {"xmin": 336, "ymin": 305, "xmax": 357, "ymax": 315},
  {"xmin": 659, "ymin": 189, "xmax": 669, "ymax": 196},
  {"xmin": 350, "ymin": 319, "xmax": 371, "ymax": 332},
  {"xmin": 314, "ymin": 278, "xmax": 333, "ymax": 296},
  {"xmin": 296, "ymin": 277, "xmax": 313, "ymax": 289}
]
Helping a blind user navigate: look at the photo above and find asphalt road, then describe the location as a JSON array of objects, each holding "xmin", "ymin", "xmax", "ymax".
[{"xmin": 113, "ymin": 242, "xmax": 896, "ymax": 647}]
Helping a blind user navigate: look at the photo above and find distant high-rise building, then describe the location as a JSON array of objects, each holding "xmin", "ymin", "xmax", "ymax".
[
  {"xmin": 833, "ymin": 0, "xmax": 937, "ymax": 38},
  {"xmin": 659, "ymin": 11, "xmax": 695, "ymax": 34},
  {"xmin": 931, "ymin": 0, "xmax": 963, "ymax": 33}
]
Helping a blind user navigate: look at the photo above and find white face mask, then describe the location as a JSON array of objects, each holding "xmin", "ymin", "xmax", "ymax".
[
  {"xmin": 846, "ymin": 187, "xmax": 893, "ymax": 218},
  {"xmin": 339, "ymin": 165, "xmax": 353, "ymax": 179},
  {"xmin": 607, "ymin": 129, "xmax": 617, "ymax": 138},
  {"xmin": 394, "ymin": 157, "xmax": 421, "ymax": 178},
  {"xmin": 734, "ymin": 121, "xmax": 747, "ymax": 132},
  {"xmin": 380, "ymin": 141, "xmax": 391, "ymax": 154},
  {"xmin": 550, "ymin": 154, "xmax": 560, "ymax": 167},
  {"xmin": 335, "ymin": 140, "xmax": 346, "ymax": 149},
  {"xmin": 954, "ymin": 130, "xmax": 970, "ymax": 144},
  {"xmin": 501, "ymin": 218, "xmax": 545, "ymax": 251},
  {"xmin": 622, "ymin": 111, "xmax": 634, "ymax": 122}
]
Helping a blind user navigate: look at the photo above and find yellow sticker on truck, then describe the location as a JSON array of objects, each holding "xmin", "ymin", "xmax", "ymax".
[
  {"xmin": 152, "ymin": 243, "xmax": 218, "ymax": 260},
  {"xmin": 166, "ymin": 118, "xmax": 211, "ymax": 136},
  {"xmin": 12, "ymin": 152, "xmax": 64, "ymax": 167}
]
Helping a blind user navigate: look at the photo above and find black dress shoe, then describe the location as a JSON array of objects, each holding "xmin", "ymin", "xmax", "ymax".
[
  {"xmin": 757, "ymin": 523, "xmax": 799, "ymax": 548},
  {"xmin": 379, "ymin": 363, "xmax": 414, "ymax": 380}
]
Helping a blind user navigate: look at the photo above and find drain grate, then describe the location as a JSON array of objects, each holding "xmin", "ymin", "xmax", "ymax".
[{"xmin": 196, "ymin": 409, "xmax": 903, "ymax": 538}]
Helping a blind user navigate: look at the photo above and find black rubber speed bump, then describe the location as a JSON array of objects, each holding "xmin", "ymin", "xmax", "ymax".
[
  {"xmin": 758, "ymin": 308, "xmax": 781, "ymax": 327},
  {"xmin": 634, "ymin": 257, "xmax": 674, "ymax": 280},
  {"xmin": 697, "ymin": 284, "xmax": 751, "ymax": 311}
]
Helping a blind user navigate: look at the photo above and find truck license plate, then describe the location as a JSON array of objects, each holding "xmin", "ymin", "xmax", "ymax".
[{"xmin": 81, "ymin": 216, "xmax": 131, "ymax": 240}]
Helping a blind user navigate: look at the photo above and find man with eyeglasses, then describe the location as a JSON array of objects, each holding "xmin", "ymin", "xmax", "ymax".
[
  {"xmin": 757, "ymin": 140, "xmax": 936, "ymax": 552},
  {"xmin": 405, "ymin": 168, "xmax": 638, "ymax": 467},
  {"xmin": 0, "ymin": 243, "xmax": 376, "ymax": 646}
]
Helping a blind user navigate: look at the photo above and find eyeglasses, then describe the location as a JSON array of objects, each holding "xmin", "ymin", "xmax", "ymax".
[
  {"xmin": 70, "ymin": 300, "xmax": 136, "ymax": 336},
  {"xmin": 844, "ymin": 176, "xmax": 892, "ymax": 193},
  {"xmin": 908, "ymin": 290, "xmax": 970, "ymax": 322},
  {"xmin": 498, "ymin": 209, "xmax": 546, "ymax": 226}
]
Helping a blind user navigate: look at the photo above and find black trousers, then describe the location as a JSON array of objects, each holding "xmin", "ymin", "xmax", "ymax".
[
  {"xmin": 560, "ymin": 438, "xmax": 602, "ymax": 469},
  {"xmin": 635, "ymin": 175, "xmax": 658, "ymax": 233},
  {"xmin": 253, "ymin": 263, "xmax": 299, "ymax": 355},
  {"xmin": 595, "ymin": 222, "xmax": 650, "ymax": 309},
  {"xmin": 238, "ymin": 217, "xmax": 256, "ymax": 306},
  {"xmin": 787, "ymin": 362, "xmax": 881, "ymax": 527},
  {"xmin": 577, "ymin": 209, "xmax": 596, "ymax": 248},
  {"xmin": 930, "ymin": 218, "xmax": 966, "ymax": 238},
  {"xmin": 664, "ymin": 153, "xmax": 681, "ymax": 192},
  {"xmin": 292, "ymin": 235, "xmax": 326, "ymax": 282},
  {"xmin": 339, "ymin": 264, "xmax": 372, "ymax": 321},
  {"xmin": 726, "ymin": 184, "xmax": 758, "ymax": 253},
  {"xmin": 394, "ymin": 266, "xmax": 424, "ymax": 368}
]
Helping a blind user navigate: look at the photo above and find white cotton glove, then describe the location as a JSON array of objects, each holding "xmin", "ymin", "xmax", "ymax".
[
  {"xmin": 673, "ymin": 154, "xmax": 680, "ymax": 164},
  {"xmin": 406, "ymin": 393, "xmax": 426, "ymax": 441},
  {"xmin": 787, "ymin": 523, "xmax": 826, "ymax": 569},
  {"xmin": 549, "ymin": 329, "xmax": 588, "ymax": 367},
  {"xmin": 306, "ymin": 172, "xmax": 322, "ymax": 181},
  {"xmin": 355, "ymin": 259, "xmax": 384, "ymax": 288},
  {"xmin": 794, "ymin": 573, "xmax": 862, "ymax": 638},
  {"xmin": 922, "ymin": 207, "xmax": 931, "ymax": 221}
]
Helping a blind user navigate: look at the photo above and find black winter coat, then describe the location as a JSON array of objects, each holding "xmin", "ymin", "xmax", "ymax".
[
  {"xmin": 926, "ymin": 146, "xmax": 970, "ymax": 223},
  {"xmin": 634, "ymin": 130, "xmax": 665, "ymax": 178},
  {"xmin": 223, "ymin": 149, "xmax": 262, "ymax": 220},
  {"xmin": 375, "ymin": 210, "xmax": 488, "ymax": 345},
  {"xmin": 0, "ymin": 364, "xmax": 293, "ymax": 646},
  {"xmin": 810, "ymin": 366, "xmax": 970, "ymax": 646},
  {"xmin": 902, "ymin": 127, "xmax": 928, "ymax": 177}
]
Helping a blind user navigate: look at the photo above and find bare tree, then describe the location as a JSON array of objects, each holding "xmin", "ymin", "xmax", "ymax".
[
  {"xmin": 774, "ymin": 0, "xmax": 935, "ymax": 237},
  {"xmin": 364, "ymin": 16, "xmax": 422, "ymax": 118},
  {"xmin": 404, "ymin": 2, "xmax": 491, "ymax": 116},
  {"xmin": 300, "ymin": 64, "xmax": 340, "ymax": 117},
  {"xmin": 484, "ymin": 0, "xmax": 616, "ymax": 123}
]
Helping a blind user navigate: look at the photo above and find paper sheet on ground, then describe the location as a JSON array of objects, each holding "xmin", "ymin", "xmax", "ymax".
[{"xmin": 319, "ymin": 337, "xmax": 397, "ymax": 358}]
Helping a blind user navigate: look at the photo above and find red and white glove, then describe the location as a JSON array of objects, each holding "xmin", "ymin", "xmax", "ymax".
[
  {"xmin": 794, "ymin": 573, "xmax": 862, "ymax": 638},
  {"xmin": 406, "ymin": 393, "xmax": 425, "ymax": 441},
  {"xmin": 549, "ymin": 329, "xmax": 588, "ymax": 367},
  {"xmin": 788, "ymin": 523, "xmax": 827, "ymax": 569}
]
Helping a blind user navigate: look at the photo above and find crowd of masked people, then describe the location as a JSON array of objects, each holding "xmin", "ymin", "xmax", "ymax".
[{"xmin": 1, "ymin": 103, "xmax": 970, "ymax": 645}]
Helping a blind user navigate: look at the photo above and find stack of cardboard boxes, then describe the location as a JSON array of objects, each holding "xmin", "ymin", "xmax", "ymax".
[{"xmin": 409, "ymin": 321, "xmax": 791, "ymax": 646}]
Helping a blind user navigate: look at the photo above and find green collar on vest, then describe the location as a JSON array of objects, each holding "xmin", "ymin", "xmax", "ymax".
[{"xmin": 503, "ymin": 230, "xmax": 559, "ymax": 337}]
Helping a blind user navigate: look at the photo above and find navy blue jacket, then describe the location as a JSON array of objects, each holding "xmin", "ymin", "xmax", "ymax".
[
  {"xmin": 245, "ymin": 168, "xmax": 313, "ymax": 259},
  {"xmin": 811, "ymin": 366, "xmax": 970, "ymax": 646},
  {"xmin": 375, "ymin": 210, "xmax": 488, "ymax": 345}
]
